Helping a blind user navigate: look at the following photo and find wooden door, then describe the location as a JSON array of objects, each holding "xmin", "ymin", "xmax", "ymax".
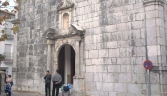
[
  {"xmin": 58, "ymin": 46, "xmax": 65, "ymax": 84},
  {"xmin": 71, "ymin": 46, "xmax": 75, "ymax": 84}
]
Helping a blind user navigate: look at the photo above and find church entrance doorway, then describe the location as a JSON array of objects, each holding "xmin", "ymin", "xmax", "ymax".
[{"xmin": 58, "ymin": 44, "xmax": 75, "ymax": 84}]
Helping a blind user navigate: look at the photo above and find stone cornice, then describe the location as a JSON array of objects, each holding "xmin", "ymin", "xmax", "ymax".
[
  {"xmin": 143, "ymin": 0, "xmax": 165, "ymax": 6},
  {"xmin": 54, "ymin": 32, "xmax": 84, "ymax": 39}
]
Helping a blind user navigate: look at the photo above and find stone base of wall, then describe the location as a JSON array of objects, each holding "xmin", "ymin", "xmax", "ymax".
[{"xmin": 72, "ymin": 91, "xmax": 85, "ymax": 96}]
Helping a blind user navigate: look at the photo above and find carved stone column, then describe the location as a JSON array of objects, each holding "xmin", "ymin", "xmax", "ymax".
[
  {"xmin": 75, "ymin": 39, "xmax": 80, "ymax": 76},
  {"xmin": 47, "ymin": 40, "xmax": 54, "ymax": 71},
  {"xmin": 73, "ymin": 37, "xmax": 85, "ymax": 96}
]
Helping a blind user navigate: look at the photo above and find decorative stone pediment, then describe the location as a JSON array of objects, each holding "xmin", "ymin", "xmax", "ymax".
[
  {"xmin": 54, "ymin": 24, "xmax": 85, "ymax": 39},
  {"xmin": 43, "ymin": 28, "xmax": 57, "ymax": 39},
  {"xmin": 57, "ymin": 0, "xmax": 74, "ymax": 11},
  {"xmin": 44, "ymin": 24, "xmax": 84, "ymax": 40},
  {"xmin": 143, "ymin": 0, "xmax": 165, "ymax": 6}
]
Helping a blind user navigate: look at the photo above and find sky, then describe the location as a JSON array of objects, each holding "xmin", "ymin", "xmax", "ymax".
[{"xmin": 0, "ymin": 0, "xmax": 16, "ymax": 11}]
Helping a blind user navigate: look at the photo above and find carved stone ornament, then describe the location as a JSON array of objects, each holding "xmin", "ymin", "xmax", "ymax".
[
  {"xmin": 44, "ymin": 24, "xmax": 84, "ymax": 40},
  {"xmin": 54, "ymin": 24, "xmax": 85, "ymax": 39},
  {"xmin": 57, "ymin": 0, "xmax": 74, "ymax": 11},
  {"xmin": 70, "ymin": 24, "xmax": 84, "ymax": 34},
  {"xmin": 43, "ymin": 28, "xmax": 56, "ymax": 39}
]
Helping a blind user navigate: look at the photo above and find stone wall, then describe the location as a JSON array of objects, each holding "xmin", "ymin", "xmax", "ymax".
[
  {"xmin": 73, "ymin": 0, "xmax": 167, "ymax": 96},
  {"xmin": 13, "ymin": 0, "xmax": 62, "ymax": 93},
  {"xmin": 15, "ymin": 0, "xmax": 167, "ymax": 96}
]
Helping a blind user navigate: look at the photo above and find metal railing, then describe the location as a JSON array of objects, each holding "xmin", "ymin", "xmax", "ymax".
[
  {"xmin": 3, "ymin": 53, "xmax": 13, "ymax": 62},
  {"xmin": 4, "ymin": 29, "xmax": 14, "ymax": 40},
  {"xmin": 3, "ymin": 28, "xmax": 13, "ymax": 35},
  {"xmin": 5, "ymin": 31, "xmax": 13, "ymax": 35}
]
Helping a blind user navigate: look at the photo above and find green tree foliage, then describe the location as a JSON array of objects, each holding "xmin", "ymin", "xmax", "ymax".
[{"xmin": 0, "ymin": 54, "xmax": 5, "ymax": 63}]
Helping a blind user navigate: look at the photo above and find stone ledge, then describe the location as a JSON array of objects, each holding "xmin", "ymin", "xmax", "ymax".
[
  {"xmin": 143, "ymin": 0, "xmax": 165, "ymax": 7},
  {"xmin": 151, "ymin": 66, "xmax": 167, "ymax": 71}
]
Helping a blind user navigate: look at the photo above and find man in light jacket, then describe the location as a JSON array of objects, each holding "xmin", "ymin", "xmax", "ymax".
[{"xmin": 52, "ymin": 70, "xmax": 62, "ymax": 96}]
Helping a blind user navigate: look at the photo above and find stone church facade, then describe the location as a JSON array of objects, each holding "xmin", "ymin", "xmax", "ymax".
[{"xmin": 13, "ymin": 0, "xmax": 167, "ymax": 96}]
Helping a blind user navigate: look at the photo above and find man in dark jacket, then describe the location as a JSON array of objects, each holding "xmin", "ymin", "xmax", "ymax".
[
  {"xmin": 44, "ymin": 70, "xmax": 51, "ymax": 96},
  {"xmin": 52, "ymin": 70, "xmax": 62, "ymax": 96}
]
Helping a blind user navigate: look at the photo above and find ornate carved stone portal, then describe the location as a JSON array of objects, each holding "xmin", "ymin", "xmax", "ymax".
[{"xmin": 43, "ymin": 1, "xmax": 85, "ymax": 95}]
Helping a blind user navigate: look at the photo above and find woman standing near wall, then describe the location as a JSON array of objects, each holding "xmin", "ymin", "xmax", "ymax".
[{"xmin": 6, "ymin": 75, "xmax": 13, "ymax": 86}]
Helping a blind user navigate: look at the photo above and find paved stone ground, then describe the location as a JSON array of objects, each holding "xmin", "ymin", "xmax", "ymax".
[
  {"xmin": 13, "ymin": 91, "xmax": 44, "ymax": 96},
  {"xmin": 1, "ymin": 91, "xmax": 64, "ymax": 96},
  {"xmin": 1, "ymin": 91, "xmax": 44, "ymax": 96}
]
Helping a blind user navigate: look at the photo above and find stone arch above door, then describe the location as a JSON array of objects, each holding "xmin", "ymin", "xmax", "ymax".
[
  {"xmin": 53, "ymin": 36, "xmax": 81, "ymax": 74},
  {"xmin": 55, "ymin": 38, "xmax": 76, "ymax": 54}
]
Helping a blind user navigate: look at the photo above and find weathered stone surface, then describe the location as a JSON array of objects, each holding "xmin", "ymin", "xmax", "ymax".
[
  {"xmin": 128, "ymin": 84, "xmax": 142, "ymax": 94},
  {"xmin": 14, "ymin": 0, "xmax": 62, "ymax": 93},
  {"xmin": 114, "ymin": 83, "xmax": 127, "ymax": 92},
  {"xmin": 15, "ymin": 0, "xmax": 167, "ymax": 96}
]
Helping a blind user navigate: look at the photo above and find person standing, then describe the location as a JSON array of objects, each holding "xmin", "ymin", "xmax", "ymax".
[
  {"xmin": 6, "ymin": 75, "xmax": 13, "ymax": 86},
  {"xmin": 6, "ymin": 75, "xmax": 13, "ymax": 96},
  {"xmin": 44, "ymin": 70, "xmax": 51, "ymax": 96},
  {"xmin": 52, "ymin": 70, "xmax": 62, "ymax": 96}
]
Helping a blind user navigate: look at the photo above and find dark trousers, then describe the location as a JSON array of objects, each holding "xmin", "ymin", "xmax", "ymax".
[
  {"xmin": 8, "ymin": 91, "xmax": 11, "ymax": 96},
  {"xmin": 45, "ymin": 83, "xmax": 51, "ymax": 96},
  {"xmin": 52, "ymin": 82, "xmax": 60, "ymax": 96},
  {"xmin": 8, "ymin": 92, "xmax": 11, "ymax": 96},
  {"xmin": 5, "ymin": 89, "xmax": 11, "ymax": 96}
]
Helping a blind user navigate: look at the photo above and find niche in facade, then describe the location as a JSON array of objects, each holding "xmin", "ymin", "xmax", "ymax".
[{"xmin": 63, "ymin": 13, "xmax": 69, "ymax": 29}]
